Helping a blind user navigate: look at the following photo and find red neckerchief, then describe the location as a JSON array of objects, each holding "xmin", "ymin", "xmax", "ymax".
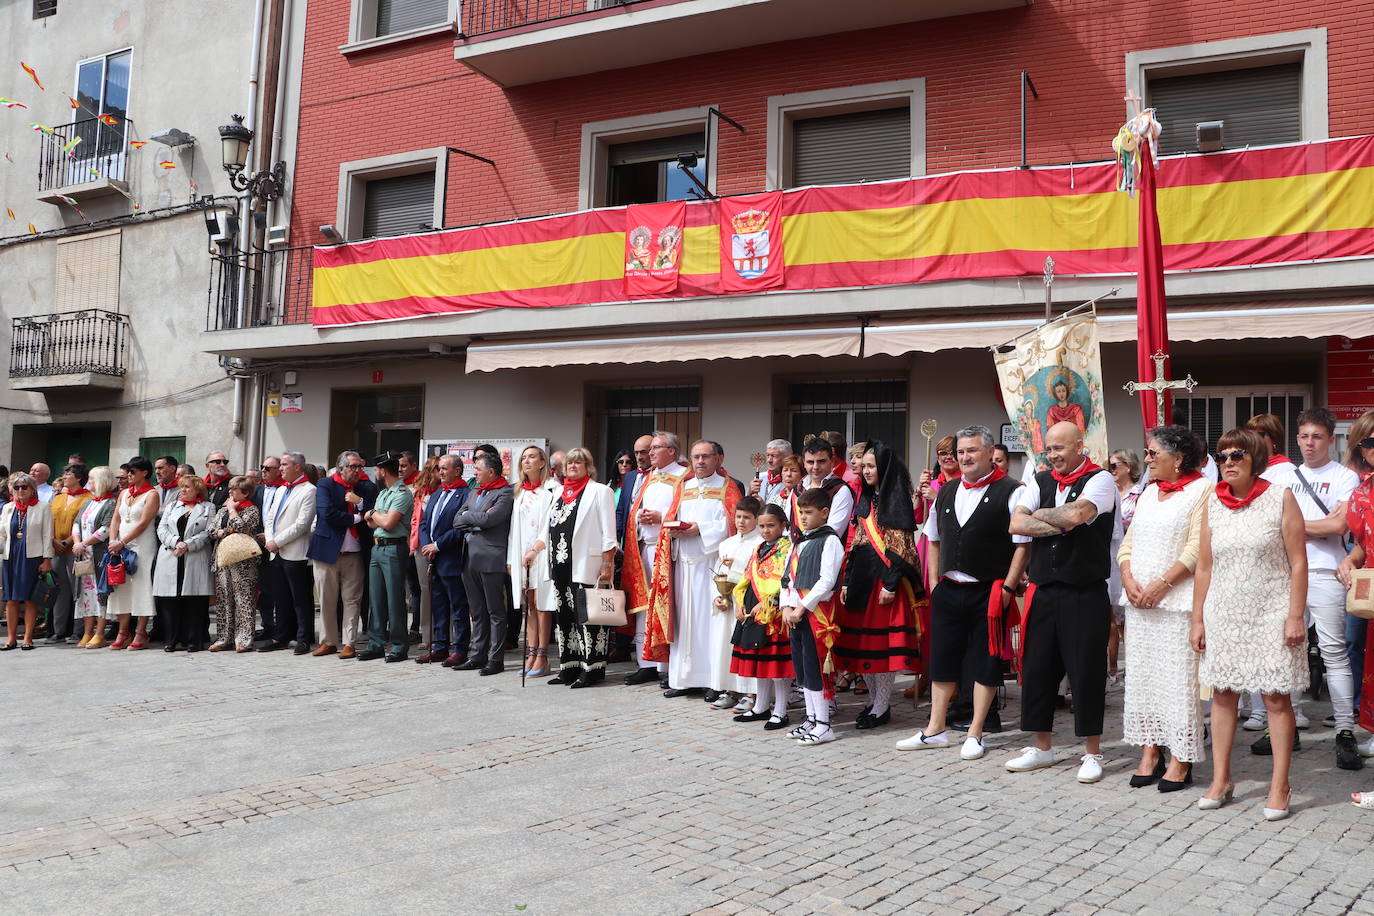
[
  {"xmin": 1215, "ymin": 478, "xmax": 1271, "ymax": 510},
  {"xmin": 203, "ymin": 472, "xmax": 229, "ymax": 486},
  {"xmin": 329, "ymin": 472, "xmax": 355, "ymax": 490},
  {"xmin": 833, "ymin": 459, "xmax": 848, "ymax": 479},
  {"xmin": 126, "ymin": 482, "xmax": 154, "ymax": 498},
  {"xmin": 520, "ymin": 479, "xmax": 540, "ymax": 492},
  {"xmin": 939, "ymin": 469, "xmax": 960, "ymax": 485},
  {"xmin": 767, "ymin": 470, "xmax": 781, "ymax": 485},
  {"xmin": 476, "ymin": 478, "xmax": 507, "ymax": 493},
  {"xmin": 234, "ymin": 499, "xmax": 254, "ymax": 511},
  {"xmin": 961, "ymin": 466, "xmax": 1007, "ymax": 490},
  {"xmin": 1052, "ymin": 457, "xmax": 1101, "ymax": 492},
  {"xmin": 160, "ymin": 482, "xmax": 179, "ymax": 493},
  {"xmin": 90, "ymin": 493, "xmax": 114, "ymax": 502},
  {"xmin": 561, "ymin": 475, "xmax": 591, "ymax": 504},
  {"xmin": 283, "ymin": 475, "xmax": 308, "ymax": 488},
  {"xmin": 403, "ymin": 471, "xmax": 418, "ymax": 486},
  {"xmin": 1153, "ymin": 470, "xmax": 1204, "ymax": 493},
  {"xmin": 179, "ymin": 498, "xmax": 203, "ymax": 506},
  {"xmin": 14, "ymin": 495, "xmax": 39, "ymax": 518},
  {"xmin": 443, "ymin": 479, "xmax": 468, "ymax": 491},
  {"xmin": 65, "ymin": 488, "xmax": 91, "ymax": 498},
  {"xmin": 1266, "ymin": 454, "xmax": 1292, "ymax": 468},
  {"xmin": 263, "ymin": 477, "xmax": 284, "ymax": 487}
]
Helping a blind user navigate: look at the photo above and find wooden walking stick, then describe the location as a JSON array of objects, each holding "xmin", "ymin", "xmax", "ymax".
[{"xmin": 915, "ymin": 418, "xmax": 938, "ymax": 708}]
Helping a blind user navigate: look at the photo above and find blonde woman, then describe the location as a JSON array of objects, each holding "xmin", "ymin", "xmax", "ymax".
[
  {"xmin": 0, "ymin": 473, "xmax": 55, "ymax": 650},
  {"xmin": 508, "ymin": 445, "xmax": 559, "ymax": 676},
  {"xmin": 72, "ymin": 467, "xmax": 118, "ymax": 648}
]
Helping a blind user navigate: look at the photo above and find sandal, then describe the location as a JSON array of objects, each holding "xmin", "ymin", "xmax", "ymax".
[
  {"xmin": 834, "ymin": 672, "xmax": 857, "ymax": 693},
  {"xmin": 526, "ymin": 647, "xmax": 549, "ymax": 678},
  {"xmin": 129, "ymin": 632, "xmax": 149, "ymax": 650},
  {"xmin": 109, "ymin": 631, "xmax": 131, "ymax": 650},
  {"xmin": 852, "ymin": 676, "xmax": 869, "ymax": 696}
]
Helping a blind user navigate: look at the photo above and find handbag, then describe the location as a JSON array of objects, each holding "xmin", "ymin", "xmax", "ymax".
[
  {"xmin": 73, "ymin": 555, "xmax": 94, "ymax": 577},
  {"xmin": 1349, "ymin": 569, "xmax": 1374, "ymax": 620},
  {"xmin": 216, "ymin": 532, "xmax": 262, "ymax": 567},
  {"xmin": 105, "ymin": 553, "xmax": 126, "ymax": 586},
  {"xmin": 574, "ymin": 585, "xmax": 628, "ymax": 627},
  {"xmin": 29, "ymin": 573, "xmax": 59, "ymax": 608}
]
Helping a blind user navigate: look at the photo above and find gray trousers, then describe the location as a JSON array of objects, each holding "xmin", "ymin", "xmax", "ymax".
[
  {"xmin": 50, "ymin": 553, "xmax": 77, "ymax": 637},
  {"xmin": 462, "ymin": 568, "xmax": 507, "ymax": 667}
]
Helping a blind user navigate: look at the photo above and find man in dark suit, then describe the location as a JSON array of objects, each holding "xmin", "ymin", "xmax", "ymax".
[
  {"xmin": 307, "ymin": 450, "xmax": 376, "ymax": 658},
  {"xmin": 452, "ymin": 453, "xmax": 514, "ymax": 675},
  {"xmin": 615, "ymin": 435, "xmax": 654, "ymax": 542},
  {"xmin": 414, "ymin": 454, "xmax": 470, "ymax": 666},
  {"xmin": 252, "ymin": 455, "xmax": 283, "ymax": 642}
]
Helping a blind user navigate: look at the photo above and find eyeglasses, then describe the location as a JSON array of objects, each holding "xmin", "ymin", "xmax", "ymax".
[
  {"xmin": 1142, "ymin": 448, "xmax": 1162, "ymax": 459},
  {"xmin": 207, "ymin": 458, "xmax": 228, "ymax": 465},
  {"xmin": 345, "ymin": 464, "xmax": 365, "ymax": 471},
  {"xmin": 936, "ymin": 450, "xmax": 954, "ymax": 458},
  {"xmin": 1216, "ymin": 449, "xmax": 1249, "ymax": 464},
  {"xmin": 1360, "ymin": 437, "xmax": 1374, "ymax": 450}
]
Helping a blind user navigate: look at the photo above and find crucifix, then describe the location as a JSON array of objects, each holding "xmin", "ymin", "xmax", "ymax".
[
  {"xmin": 1124, "ymin": 349, "xmax": 1197, "ymax": 421},
  {"xmin": 1042, "ymin": 255, "xmax": 1054, "ymax": 321}
]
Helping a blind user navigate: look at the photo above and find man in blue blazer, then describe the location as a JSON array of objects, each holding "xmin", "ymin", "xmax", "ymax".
[
  {"xmin": 414, "ymin": 454, "xmax": 471, "ymax": 666},
  {"xmin": 615, "ymin": 434, "xmax": 654, "ymax": 546},
  {"xmin": 306, "ymin": 451, "xmax": 377, "ymax": 657}
]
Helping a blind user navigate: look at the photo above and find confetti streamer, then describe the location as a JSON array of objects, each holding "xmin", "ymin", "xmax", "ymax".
[
  {"xmin": 5, "ymin": 208, "xmax": 14, "ymax": 220},
  {"xmin": 4, "ymin": 153, "xmax": 12, "ymax": 163},
  {"xmin": 61, "ymin": 136, "xmax": 82, "ymax": 155},
  {"xmin": 158, "ymin": 160, "xmax": 176, "ymax": 170},
  {"xmin": 27, "ymin": 222, "xmax": 38, "ymax": 234},
  {"xmin": 87, "ymin": 166, "xmax": 101, "ymax": 178},
  {"xmin": 0, "ymin": 97, "xmax": 28, "ymax": 109},
  {"xmin": 29, "ymin": 121, "xmax": 55, "ymax": 135},
  {"xmin": 55, "ymin": 194, "xmax": 91, "ymax": 221},
  {"xmin": 129, "ymin": 140, "xmax": 147, "ymax": 149},
  {"xmin": 98, "ymin": 113, "xmax": 119, "ymax": 126},
  {"xmin": 67, "ymin": 96, "xmax": 81, "ymax": 109},
  {"xmin": 20, "ymin": 62, "xmax": 44, "ymax": 91}
]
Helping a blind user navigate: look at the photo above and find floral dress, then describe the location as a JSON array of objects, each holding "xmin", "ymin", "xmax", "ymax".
[{"xmin": 550, "ymin": 490, "xmax": 610, "ymax": 679}]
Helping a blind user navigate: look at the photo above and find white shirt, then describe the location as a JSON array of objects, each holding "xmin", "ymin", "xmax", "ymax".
[
  {"xmin": 636, "ymin": 464, "xmax": 688, "ymax": 546},
  {"xmin": 35, "ymin": 482, "xmax": 55, "ymax": 503},
  {"xmin": 780, "ymin": 533, "xmax": 845, "ymax": 613},
  {"xmin": 807, "ymin": 474, "xmax": 853, "ymax": 537},
  {"xmin": 717, "ymin": 529, "xmax": 763, "ymax": 585},
  {"xmin": 1200, "ymin": 454, "xmax": 1219, "ymax": 483},
  {"xmin": 1015, "ymin": 463, "xmax": 1118, "ymax": 521},
  {"xmin": 1260, "ymin": 457, "xmax": 1293, "ymax": 483},
  {"xmin": 1271, "ymin": 460, "xmax": 1360, "ymax": 570},
  {"xmin": 757, "ymin": 470, "xmax": 786, "ymax": 505},
  {"xmin": 923, "ymin": 470, "xmax": 1028, "ymax": 582}
]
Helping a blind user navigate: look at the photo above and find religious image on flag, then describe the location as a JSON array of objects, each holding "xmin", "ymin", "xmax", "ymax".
[
  {"xmin": 623, "ymin": 200, "xmax": 685, "ymax": 297},
  {"xmin": 719, "ymin": 191, "xmax": 784, "ymax": 292},
  {"xmin": 994, "ymin": 312, "xmax": 1109, "ymax": 471}
]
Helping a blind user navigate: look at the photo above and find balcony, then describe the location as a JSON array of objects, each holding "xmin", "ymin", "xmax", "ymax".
[
  {"xmin": 9, "ymin": 310, "xmax": 129, "ymax": 391},
  {"xmin": 455, "ymin": 0, "xmax": 1030, "ymax": 86},
  {"xmin": 207, "ymin": 245, "xmax": 314, "ymax": 332},
  {"xmin": 36, "ymin": 118, "xmax": 135, "ymax": 204}
]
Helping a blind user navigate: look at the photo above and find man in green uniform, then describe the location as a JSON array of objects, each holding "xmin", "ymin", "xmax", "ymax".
[{"xmin": 359, "ymin": 451, "xmax": 414, "ymax": 663}]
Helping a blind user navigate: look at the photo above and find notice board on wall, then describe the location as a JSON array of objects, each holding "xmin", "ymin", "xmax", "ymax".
[{"xmin": 419, "ymin": 438, "xmax": 549, "ymax": 483}]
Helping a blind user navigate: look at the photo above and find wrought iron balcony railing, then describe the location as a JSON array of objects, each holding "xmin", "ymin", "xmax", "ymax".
[
  {"xmin": 207, "ymin": 244, "xmax": 314, "ymax": 331},
  {"xmin": 10, "ymin": 309, "xmax": 129, "ymax": 379},
  {"xmin": 37, "ymin": 117, "xmax": 134, "ymax": 192},
  {"xmin": 461, "ymin": 0, "xmax": 655, "ymax": 37}
]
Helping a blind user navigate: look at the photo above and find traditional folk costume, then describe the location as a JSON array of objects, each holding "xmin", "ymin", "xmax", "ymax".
[
  {"xmin": 730, "ymin": 536, "xmax": 793, "ymax": 725},
  {"xmin": 1018, "ymin": 460, "xmax": 1118, "ymax": 738},
  {"xmin": 715, "ymin": 525, "xmax": 763, "ymax": 705},
  {"xmin": 622, "ymin": 463, "xmax": 688, "ymax": 673},
  {"xmin": 768, "ymin": 485, "xmax": 803, "ymax": 540},
  {"xmin": 780, "ymin": 525, "xmax": 844, "ymax": 744},
  {"xmin": 807, "ymin": 473, "xmax": 854, "ymax": 540},
  {"xmin": 668, "ymin": 472, "xmax": 742, "ymax": 691},
  {"xmin": 837, "ymin": 442, "xmax": 923, "ymax": 725}
]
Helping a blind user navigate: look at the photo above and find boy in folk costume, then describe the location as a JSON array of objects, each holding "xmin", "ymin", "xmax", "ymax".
[
  {"xmin": 724, "ymin": 504, "xmax": 794, "ymax": 730},
  {"xmin": 710, "ymin": 496, "xmax": 765, "ymax": 711},
  {"xmin": 779, "ymin": 487, "xmax": 846, "ymax": 745},
  {"xmin": 837, "ymin": 441, "xmax": 924, "ymax": 731}
]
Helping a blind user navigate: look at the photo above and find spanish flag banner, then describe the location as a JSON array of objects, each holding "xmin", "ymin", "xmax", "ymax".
[{"xmin": 311, "ymin": 136, "xmax": 1374, "ymax": 328}]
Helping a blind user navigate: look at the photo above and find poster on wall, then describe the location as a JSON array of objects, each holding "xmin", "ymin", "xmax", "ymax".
[{"xmin": 419, "ymin": 437, "xmax": 550, "ymax": 483}]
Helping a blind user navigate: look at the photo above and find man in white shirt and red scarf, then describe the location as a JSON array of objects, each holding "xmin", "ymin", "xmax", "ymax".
[
  {"xmin": 1006, "ymin": 421, "xmax": 1118, "ymax": 784},
  {"xmin": 663, "ymin": 440, "xmax": 742, "ymax": 700},
  {"xmin": 623, "ymin": 431, "xmax": 688, "ymax": 687},
  {"xmin": 749, "ymin": 439, "xmax": 793, "ymax": 504},
  {"xmin": 802, "ymin": 438, "xmax": 854, "ymax": 537}
]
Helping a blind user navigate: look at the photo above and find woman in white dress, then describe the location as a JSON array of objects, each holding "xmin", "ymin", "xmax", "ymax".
[
  {"xmin": 72, "ymin": 467, "xmax": 118, "ymax": 648},
  {"xmin": 1190, "ymin": 428, "xmax": 1309, "ymax": 820},
  {"xmin": 509, "ymin": 446, "xmax": 558, "ymax": 677},
  {"xmin": 106, "ymin": 456, "xmax": 162, "ymax": 650},
  {"xmin": 1118, "ymin": 427, "xmax": 1208, "ymax": 792}
]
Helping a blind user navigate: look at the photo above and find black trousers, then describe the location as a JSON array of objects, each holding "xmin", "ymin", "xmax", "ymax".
[
  {"xmin": 166, "ymin": 595, "xmax": 209, "ymax": 648},
  {"xmin": 1020, "ymin": 581, "xmax": 1110, "ymax": 737},
  {"xmin": 463, "ymin": 568, "xmax": 507, "ymax": 667},
  {"xmin": 264, "ymin": 556, "xmax": 314, "ymax": 644},
  {"xmin": 929, "ymin": 580, "xmax": 1003, "ymax": 687},
  {"xmin": 789, "ymin": 614, "xmax": 824, "ymax": 692}
]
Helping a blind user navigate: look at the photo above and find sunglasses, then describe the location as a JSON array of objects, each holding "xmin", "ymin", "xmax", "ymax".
[
  {"xmin": 11, "ymin": 484, "xmax": 31, "ymax": 490},
  {"xmin": 1108, "ymin": 462, "xmax": 1120, "ymax": 470},
  {"xmin": 936, "ymin": 450, "xmax": 954, "ymax": 458},
  {"xmin": 260, "ymin": 464, "xmax": 279, "ymax": 471},
  {"xmin": 1360, "ymin": 437, "xmax": 1374, "ymax": 450},
  {"xmin": 207, "ymin": 458, "xmax": 228, "ymax": 465},
  {"xmin": 1216, "ymin": 449, "xmax": 1249, "ymax": 464}
]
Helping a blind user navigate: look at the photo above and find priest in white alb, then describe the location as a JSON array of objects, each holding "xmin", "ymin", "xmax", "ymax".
[{"xmin": 664, "ymin": 440, "xmax": 742, "ymax": 699}]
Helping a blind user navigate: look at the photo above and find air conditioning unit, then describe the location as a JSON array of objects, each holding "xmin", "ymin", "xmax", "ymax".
[{"xmin": 1195, "ymin": 120, "xmax": 1224, "ymax": 153}]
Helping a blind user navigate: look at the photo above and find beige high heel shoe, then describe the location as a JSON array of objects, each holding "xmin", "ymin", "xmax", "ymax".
[{"xmin": 1196, "ymin": 783, "xmax": 1234, "ymax": 810}]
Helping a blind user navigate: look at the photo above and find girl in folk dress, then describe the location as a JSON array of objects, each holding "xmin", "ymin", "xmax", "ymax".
[
  {"xmin": 725, "ymin": 505, "xmax": 794, "ymax": 731},
  {"xmin": 1191, "ymin": 428, "xmax": 1309, "ymax": 821}
]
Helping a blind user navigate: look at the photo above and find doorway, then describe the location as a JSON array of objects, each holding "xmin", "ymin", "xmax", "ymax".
[
  {"xmin": 10, "ymin": 422, "xmax": 112, "ymax": 473},
  {"xmin": 328, "ymin": 386, "xmax": 424, "ymax": 464}
]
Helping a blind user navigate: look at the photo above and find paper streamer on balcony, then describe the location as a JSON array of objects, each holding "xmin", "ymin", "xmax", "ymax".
[
  {"xmin": 311, "ymin": 135, "xmax": 1374, "ymax": 328},
  {"xmin": 19, "ymin": 62, "xmax": 43, "ymax": 91},
  {"xmin": 0, "ymin": 97, "xmax": 27, "ymax": 109}
]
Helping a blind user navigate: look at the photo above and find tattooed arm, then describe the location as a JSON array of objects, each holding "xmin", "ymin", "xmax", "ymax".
[{"xmin": 1010, "ymin": 505, "xmax": 1066, "ymax": 538}]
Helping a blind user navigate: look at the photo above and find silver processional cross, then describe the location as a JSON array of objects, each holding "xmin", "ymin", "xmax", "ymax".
[{"xmin": 1124, "ymin": 349, "xmax": 1197, "ymax": 420}]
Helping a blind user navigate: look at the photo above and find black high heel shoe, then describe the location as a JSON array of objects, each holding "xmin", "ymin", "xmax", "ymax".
[
  {"xmin": 1158, "ymin": 762, "xmax": 1194, "ymax": 793},
  {"xmin": 1129, "ymin": 753, "xmax": 1167, "ymax": 788}
]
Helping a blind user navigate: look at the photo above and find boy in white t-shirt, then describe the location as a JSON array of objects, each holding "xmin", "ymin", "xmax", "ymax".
[{"xmin": 1259, "ymin": 408, "xmax": 1361, "ymax": 769}]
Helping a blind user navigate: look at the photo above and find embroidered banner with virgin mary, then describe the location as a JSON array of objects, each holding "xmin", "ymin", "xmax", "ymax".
[{"xmin": 993, "ymin": 312, "xmax": 1109, "ymax": 472}]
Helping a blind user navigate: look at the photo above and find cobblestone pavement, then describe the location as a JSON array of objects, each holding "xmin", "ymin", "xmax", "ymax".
[{"xmin": 4, "ymin": 644, "xmax": 1374, "ymax": 915}]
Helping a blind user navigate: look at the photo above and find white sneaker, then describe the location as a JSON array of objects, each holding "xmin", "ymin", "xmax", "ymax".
[
  {"xmin": 1242, "ymin": 712, "xmax": 1268, "ymax": 731},
  {"xmin": 1359, "ymin": 736, "xmax": 1374, "ymax": 759},
  {"xmin": 1005, "ymin": 746, "xmax": 1056, "ymax": 772},
  {"xmin": 895, "ymin": 730, "xmax": 951, "ymax": 751},
  {"xmin": 960, "ymin": 735, "xmax": 986, "ymax": 760},
  {"xmin": 709, "ymin": 693, "xmax": 736, "ymax": 709},
  {"xmin": 1293, "ymin": 709, "xmax": 1311, "ymax": 730},
  {"xmin": 733, "ymin": 695, "xmax": 755, "ymax": 711},
  {"xmin": 797, "ymin": 723, "xmax": 838, "ymax": 745},
  {"xmin": 1076, "ymin": 753, "xmax": 1105, "ymax": 783}
]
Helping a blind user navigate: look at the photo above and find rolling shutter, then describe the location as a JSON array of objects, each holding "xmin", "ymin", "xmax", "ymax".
[
  {"xmin": 608, "ymin": 132, "xmax": 705, "ymax": 166},
  {"xmin": 1148, "ymin": 62, "xmax": 1302, "ymax": 155},
  {"xmin": 361, "ymin": 172, "xmax": 436, "ymax": 240},
  {"xmin": 791, "ymin": 106, "xmax": 910, "ymax": 188},
  {"xmin": 376, "ymin": 0, "xmax": 449, "ymax": 37}
]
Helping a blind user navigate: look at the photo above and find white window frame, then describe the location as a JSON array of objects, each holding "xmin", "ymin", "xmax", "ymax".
[
  {"xmin": 766, "ymin": 78, "xmax": 926, "ymax": 191},
  {"xmin": 1179, "ymin": 383, "xmax": 1314, "ymax": 450},
  {"xmin": 1125, "ymin": 28, "xmax": 1328, "ymax": 145},
  {"xmin": 336, "ymin": 147, "xmax": 448, "ymax": 241},
  {"xmin": 578, "ymin": 106, "xmax": 718, "ymax": 211},
  {"xmin": 341, "ymin": 0, "xmax": 457, "ymax": 55}
]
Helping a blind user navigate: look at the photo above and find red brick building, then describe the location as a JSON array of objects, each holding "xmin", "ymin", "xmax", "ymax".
[{"xmin": 207, "ymin": 0, "xmax": 1374, "ymax": 470}]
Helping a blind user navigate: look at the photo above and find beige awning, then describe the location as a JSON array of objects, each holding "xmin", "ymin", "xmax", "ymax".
[
  {"xmin": 464, "ymin": 323, "xmax": 863, "ymax": 373},
  {"xmin": 866, "ymin": 301, "xmax": 1374, "ymax": 355}
]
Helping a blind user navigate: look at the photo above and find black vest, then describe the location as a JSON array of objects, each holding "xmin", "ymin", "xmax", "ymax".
[
  {"xmin": 1027, "ymin": 469, "xmax": 1115, "ymax": 586},
  {"xmin": 934, "ymin": 475, "xmax": 1021, "ymax": 582}
]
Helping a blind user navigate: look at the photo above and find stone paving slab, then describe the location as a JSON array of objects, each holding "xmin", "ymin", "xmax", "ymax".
[{"xmin": 4, "ymin": 644, "xmax": 1374, "ymax": 914}]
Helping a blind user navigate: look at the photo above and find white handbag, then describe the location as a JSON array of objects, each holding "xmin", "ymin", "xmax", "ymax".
[{"xmin": 575, "ymin": 586, "xmax": 628, "ymax": 627}]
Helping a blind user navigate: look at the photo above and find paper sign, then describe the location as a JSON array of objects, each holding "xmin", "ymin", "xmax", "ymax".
[{"xmin": 281, "ymin": 393, "xmax": 303, "ymax": 413}]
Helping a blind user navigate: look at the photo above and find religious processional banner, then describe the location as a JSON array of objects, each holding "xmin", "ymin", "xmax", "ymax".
[
  {"xmin": 311, "ymin": 135, "xmax": 1374, "ymax": 327},
  {"xmin": 994, "ymin": 313, "xmax": 1109, "ymax": 470},
  {"xmin": 624, "ymin": 201, "xmax": 685, "ymax": 297}
]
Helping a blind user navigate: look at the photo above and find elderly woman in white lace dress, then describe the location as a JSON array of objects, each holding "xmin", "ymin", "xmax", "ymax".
[{"xmin": 1118, "ymin": 427, "xmax": 1209, "ymax": 793}]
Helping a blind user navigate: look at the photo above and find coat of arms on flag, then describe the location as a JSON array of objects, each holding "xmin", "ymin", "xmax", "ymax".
[{"xmin": 719, "ymin": 191, "xmax": 784, "ymax": 292}]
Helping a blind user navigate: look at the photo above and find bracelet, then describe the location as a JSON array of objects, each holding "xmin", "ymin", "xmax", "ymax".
[{"xmin": 1001, "ymin": 584, "xmax": 1016, "ymax": 595}]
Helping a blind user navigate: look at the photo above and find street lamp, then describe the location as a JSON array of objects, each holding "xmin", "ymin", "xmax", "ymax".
[{"xmin": 218, "ymin": 113, "xmax": 286, "ymax": 201}]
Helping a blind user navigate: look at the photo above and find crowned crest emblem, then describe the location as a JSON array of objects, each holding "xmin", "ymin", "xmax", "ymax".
[{"xmin": 729, "ymin": 207, "xmax": 771, "ymax": 278}]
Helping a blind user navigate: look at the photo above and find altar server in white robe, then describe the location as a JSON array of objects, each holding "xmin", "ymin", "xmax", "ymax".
[{"xmin": 709, "ymin": 496, "xmax": 765, "ymax": 707}]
